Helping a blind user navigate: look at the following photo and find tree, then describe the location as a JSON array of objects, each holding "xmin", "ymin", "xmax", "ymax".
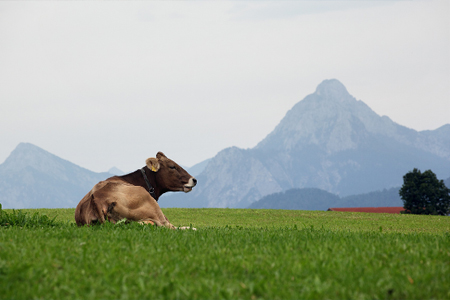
[{"xmin": 399, "ymin": 168, "xmax": 450, "ymax": 215}]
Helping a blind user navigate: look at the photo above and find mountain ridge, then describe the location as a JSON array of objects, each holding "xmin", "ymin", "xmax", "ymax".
[
  {"xmin": 2, "ymin": 80, "xmax": 449, "ymax": 209},
  {"xmin": 0, "ymin": 143, "xmax": 112, "ymax": 208},
  {"xmin": 247, "ymin": 187, "xmax": 403, "ymax": 211},
  {"xmin": 161, "ymin": 79, "xmax": 450, "ymax": 208}
]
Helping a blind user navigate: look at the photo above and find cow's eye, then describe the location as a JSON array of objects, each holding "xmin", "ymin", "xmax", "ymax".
[{"xmin": 169, "ymin": 165, "xmax": 177, "ymax": 170}]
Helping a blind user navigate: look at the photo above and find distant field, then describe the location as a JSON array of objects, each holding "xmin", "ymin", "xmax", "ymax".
[
  {"xmin": 10, "ymin": 207, "xmax": 450, "ymax": 233},
  {"xmin": 1, "ymin": 208, "xmax": 449, "ymax": 299}
]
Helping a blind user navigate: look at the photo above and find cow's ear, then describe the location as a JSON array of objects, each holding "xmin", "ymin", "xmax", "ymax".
[
  {"xmin": 146, "ymin": 158, "xmax": 160, "ymax": 172},
  {"xmin": 156, "ymin": 152, "xmax": 167, "ymax": 160}
]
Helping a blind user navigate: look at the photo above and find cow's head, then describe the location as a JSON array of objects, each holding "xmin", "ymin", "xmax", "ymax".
[{"xmin": 146, "ymin": 152, "xmax": 197, "ymax": 193}]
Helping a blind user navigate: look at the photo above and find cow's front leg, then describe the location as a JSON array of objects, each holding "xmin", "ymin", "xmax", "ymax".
[
  {"xmin": 139, "ymin": 219, "xmax": 155, "ymax": 226},
  {"xmin": 139, "ymin": 218, "xmax": 177, "ymax": 229},
  {"xmin": 177, "ymin": 226, "xmax": 197, "ymax": 230},
  {"xmin": 161, "ymin": 213, "xmax": 196, "ymax": 230},
  {"xmin": 140, "ymin": 219, "xmax": 196, "ymax": 230}
]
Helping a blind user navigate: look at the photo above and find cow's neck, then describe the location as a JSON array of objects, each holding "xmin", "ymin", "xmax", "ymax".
[{"xmin": 119, "ymin": 168, "xmax": 163, "ymax": 200}]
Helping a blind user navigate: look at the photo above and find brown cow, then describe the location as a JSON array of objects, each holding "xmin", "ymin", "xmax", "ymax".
[{"xmin": 75, "ymin": 152, "xmax": 197, "ymax": 229}]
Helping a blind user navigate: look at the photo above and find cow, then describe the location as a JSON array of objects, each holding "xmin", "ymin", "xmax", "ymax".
[{"xmin": 75, "ymin": 152, "xmax": 197, "ymax": 229}]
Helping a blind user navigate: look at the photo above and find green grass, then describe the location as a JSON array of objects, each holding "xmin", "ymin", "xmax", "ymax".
[
  {"xmin": 0, "ymin": 206, "xmax": 60, "ymax": 228},
  {"xmin": 1, "ymin": 208, "xmax": 449, "ymax": 299},
  {"xmin": 11, "ymin": 207, "xmax": 450, "ymax": 234},
  {"xmin": 10, "ymin": 208, "xmax": 74, "ymax": 224}
]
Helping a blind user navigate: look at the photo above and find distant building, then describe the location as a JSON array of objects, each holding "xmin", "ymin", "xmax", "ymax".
[{"xmin": 327, "ymin": 207, "xmax": 404, "ymax": 214}]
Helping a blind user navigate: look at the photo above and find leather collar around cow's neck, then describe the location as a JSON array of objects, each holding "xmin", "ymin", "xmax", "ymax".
[{"xmin": 140, "ymin": 168, "xmax": 157, "ymax": 200}]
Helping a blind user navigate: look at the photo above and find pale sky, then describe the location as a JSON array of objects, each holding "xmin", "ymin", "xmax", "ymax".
[{"xmin": 1, "ymin": 0, "xmax": 449, "ymax": 173}]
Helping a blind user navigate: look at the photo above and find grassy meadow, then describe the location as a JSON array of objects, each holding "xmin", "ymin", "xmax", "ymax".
[{"xmin": 1, "ymin": 207, "xmax": 449, "ymax": 299}]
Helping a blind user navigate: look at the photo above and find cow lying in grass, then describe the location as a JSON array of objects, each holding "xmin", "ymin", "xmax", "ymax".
[{"xmin": 75, "ymin": 152, "xmax": 197, "ymax": 229}]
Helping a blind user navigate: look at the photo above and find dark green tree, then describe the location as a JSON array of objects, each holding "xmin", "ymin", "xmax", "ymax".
[{"xmin": 399, "ymin": 168, "xmax": 450, "ymax": 215}]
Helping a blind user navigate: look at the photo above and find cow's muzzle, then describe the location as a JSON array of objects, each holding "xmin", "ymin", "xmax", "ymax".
[{"xmin": 183, "ymin": 177, "xmax": 197, "ymax": 192}]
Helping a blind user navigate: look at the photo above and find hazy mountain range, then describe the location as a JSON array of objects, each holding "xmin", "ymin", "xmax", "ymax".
[
  {"xmin": 161, "ymin": 79, "xmax": 450, "ymax": 208},
  {"xmin": 1, "ymin": 79, "xmax": 449, "ymax": 210},
  {"xmin": 0, "ymin": 143, "xmax": 112, "ymax": 209},
  {"xmin": 0, "ymin": 143, "xmax": 208, "ymax": 209}
]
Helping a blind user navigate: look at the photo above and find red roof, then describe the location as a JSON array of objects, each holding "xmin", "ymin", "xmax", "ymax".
[{"xmin": 327, "ymin": 207, "xmax": 404, "ymax": 214}]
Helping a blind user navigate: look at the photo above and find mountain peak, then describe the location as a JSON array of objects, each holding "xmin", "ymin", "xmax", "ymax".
[
  {"xmin": 11, "ymin": 142, "xmax": 42, "ymax": 153},
  {"xmin": 315, "ymin": 79, "xmax": 351, "ymax": 102},
  {"xmin": 2, "ymin": 143, "xmax": 55, "ymax": 170},
  {"xmin": 0, "ymin": 143, "xmax": 86, "ymax": 180},
  {"xmin": 153, "ymin": 78, "xmax": 450, "ymax": 209},
  {"xmin": 0, "ymin": 143, "xmax": 112, "ymax": 209}
]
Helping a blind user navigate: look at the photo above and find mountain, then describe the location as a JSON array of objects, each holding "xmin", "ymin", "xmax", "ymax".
[
  {"xmin": 0, "ymin": 143, "xmax": 112, "ymax": 209},
  {"xmin": 108, "ymin": 167, "xmax": 125, "ymax": 175},
  {"xmin": 161, "ymin": 79, "xmax": 450, "ymax": 208},
  {"xmin": 248, "ymin": 187, "xmax": 402, "ymax": 211},
  {"xmin": 248, "ymin": 188, "xmax": 340, "ymax": 210},
  {"xmin": 339, "ymin": 187, "xmax": 402, "ymax": 208},
  {"xmin": 187, "ymin": 158, "xmax": 211, "ymax": 177},
  {"xmin": 248, "ymin": 177, "xmax": 450, "ymax": 211}
]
